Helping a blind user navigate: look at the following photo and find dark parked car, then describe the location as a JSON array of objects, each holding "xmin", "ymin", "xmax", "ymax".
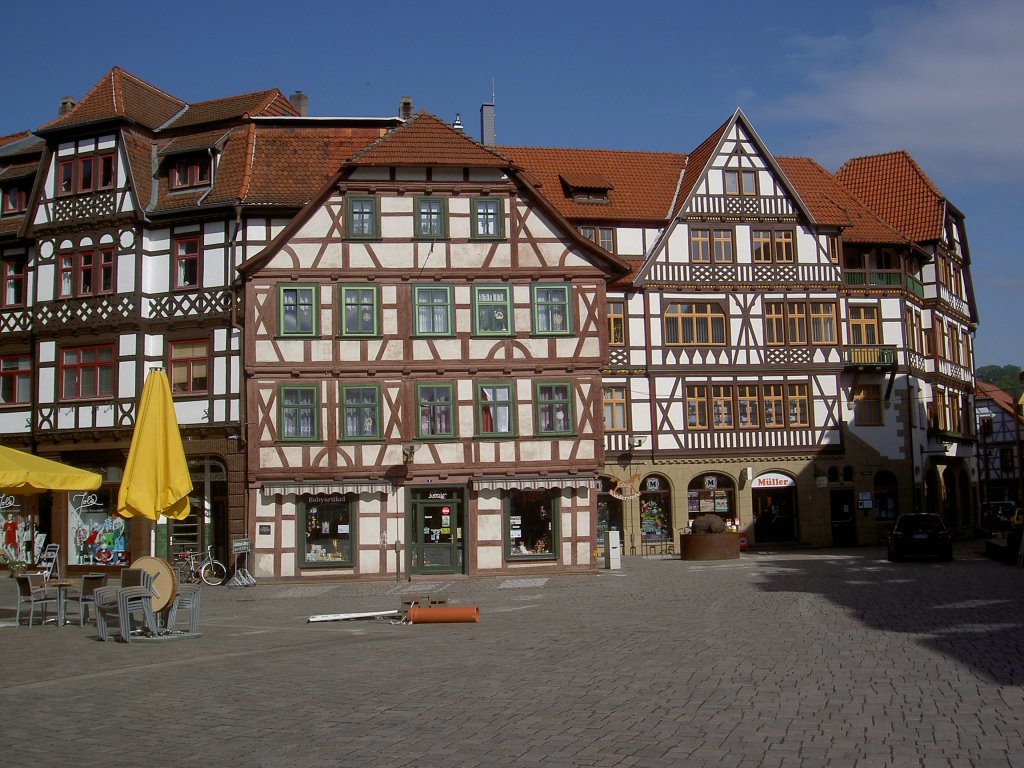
[
  {"xmin": 982, "ymin": 501, "xmax": 1017, "ymax": 532},
  {"xmin": 887, "ymin": 513, "xmax": 953, "ymax": 562}
]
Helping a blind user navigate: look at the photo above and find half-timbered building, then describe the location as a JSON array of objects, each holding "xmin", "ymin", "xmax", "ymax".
[
  {"xmin": 974, "ymin": 381, "xmax": 1022, "ymax": 511},
  {"xmin": 239, "ymin": 112, "xmax": 631, "ymax": 578}
]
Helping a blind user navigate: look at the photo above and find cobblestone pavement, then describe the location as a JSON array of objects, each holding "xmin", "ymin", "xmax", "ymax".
[{"xmin": 2, "ymin": 543, "xmax": 1024, "ymax": 768}]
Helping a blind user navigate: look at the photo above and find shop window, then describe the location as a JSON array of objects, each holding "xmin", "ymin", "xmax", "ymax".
[
  {"xmin": 473, "ymin": 285, "xmax": 512, "ymax": 336},
  {"xmin": 300, "ymin": 494, "xmax": 354, "ymax": 567},
  {"xmin": 506, "ymin": 488, "xmax": 557, "ymax": 559},
  {"xmin": 69, "ymin": 488, "xmax": 129, "ymax": 567},
  {"xmin": 687, "ymin": 473, "xmax": 735, "ymax": 528},
  {"xmin": 640, "ymin": 475, "xmax": 672, "ymax": 543},
  {"xmin": 596, "ymin": 478, "xmax": 625, "ymax": 547}
]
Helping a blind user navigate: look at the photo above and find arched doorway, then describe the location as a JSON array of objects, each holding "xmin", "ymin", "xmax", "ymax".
[
  {"xmin": 596, "ymin": 476, "xmax": 625, "ymax": 553},
  {"xmin": 751, "ymin": 471, "xmax": 798, "ymax": 542},
  {"xmin": 687, "ymin": 473, "xmax": 737, "ymax": 529},
  {"xmin": 941, "ymin": 465, "xmax": 958, "ymax": 530},
  {"xmin": 957, "ymin": 468, "xmax": 972, "ymax": 529},
  {"xmin": 156, "ymin": 457, "xmax": 229, "ymax": 564},
  {"xmin": 639, "ymin": 474, "xmax": 672, "ymax": 553},
  {"xmin": 873, "ymin": 471, "xmax": 898, "ymax": 522}
]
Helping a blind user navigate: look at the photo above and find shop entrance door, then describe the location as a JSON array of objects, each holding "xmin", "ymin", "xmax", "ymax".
[
  {"xmin": 829, "ymin": 490, "xmax": 857, "ymax": 547},
  {"xmin": 409, "ymin": 490, "xmax": 464, "ymax": 575}
]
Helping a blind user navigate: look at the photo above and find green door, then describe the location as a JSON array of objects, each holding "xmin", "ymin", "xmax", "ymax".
[{"xmin": 409, "ymin": 491, "xmax": 464, "ymax": 575}]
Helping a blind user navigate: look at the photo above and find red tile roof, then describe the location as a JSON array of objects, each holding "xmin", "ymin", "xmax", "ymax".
[
  {"xmin": 835, "ymin": 151, "xmax": 946, "ymax": 243},
  {"xmin": 163, "ymin": 90, "xmax": 298, "ymax": 131},
  {"xmin": 351, "ymin": 112, "xmax": 509, "ymax": 168},
  {"xmin": 0, "ymin": 132, "xmax": 30, "ymax": 150},
  {"xmin": 37, "ymin": 67, "xmax": 185, "ymax": 133},
  {"xmin": 497, "ymin": 146, "xmax": 686, "ymax": 223},
  {"xmin": 669, "ymin": 115, "xmax": 730, "ymax": 218},
  {"xmin": 975, "ymin": 380, "xmax": 1021, "ymax": 417}
]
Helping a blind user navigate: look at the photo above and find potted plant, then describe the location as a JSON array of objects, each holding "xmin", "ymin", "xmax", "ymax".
[
  {"xmin": 2, "ymin": 548, "xmax": 28, "ymax": 577},
  {"xmin": 680, "ymin": 514, "xmax": 741, "ymax": 561}
]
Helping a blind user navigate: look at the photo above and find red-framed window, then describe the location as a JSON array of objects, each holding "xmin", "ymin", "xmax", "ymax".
[
  {"xmin": 1, "ymin": 258, "xmax": 25, "ymax": 307},
  {"xmin": 0, "ymin": 355, "xmax": 31, "ymax": 405},
  {"xmin": 2, "ymin": 184, "xmax": 28, "ymax": 215},
  {"xmin": 57, "ymin": 153, "xmax": 115, "ymax": 196},
  {"xmin": 169, "ymin": 156, "xmax": 211, "ymax": 190},
  {"xmin": 169, "ymin": 339, "xmax": 209, "ymax": 395},
  {"xmin": 60, "ymin": 345, "xmax": 114, "ymax": 399},
  {"xmin": 58, "ymin": 248, "xmax": 114, "ymax": 298},
  {"xmin": 173, "ymin": 236, "xmax": 200, "ymax": 289}
]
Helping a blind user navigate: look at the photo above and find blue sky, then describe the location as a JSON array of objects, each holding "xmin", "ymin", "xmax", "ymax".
[{"xmin": 4, "ymin": 0, "xmax": 1020, "ymax": 366}]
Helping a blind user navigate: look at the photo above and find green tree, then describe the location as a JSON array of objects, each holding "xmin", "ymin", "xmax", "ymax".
[{"xmin": 976, "ymin": 365, "xmax": 1023, "ymax": 399}]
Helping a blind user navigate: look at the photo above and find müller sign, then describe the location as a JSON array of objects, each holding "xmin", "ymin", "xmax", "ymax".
[{"xmin": 750, "ymin": 472, "xmax": 796, "ymax": 489}]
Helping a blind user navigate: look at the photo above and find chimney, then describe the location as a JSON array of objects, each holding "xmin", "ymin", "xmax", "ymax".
[
  {"xmin": 289, "ymin": 90, "xmax": 309, "ymax": 116},
  {"xmin": 59, "ymin": 96, "xmax": 77, "ymax": 116},
  {"xmin": 480, "ymin": 102, "xmax": 495, "ymax": 146},
  {"xmin": 452, "ymin": 113, "xmax": 464, "ymax": 133},
  {"xmin": 399, "ymin": 96, "xmax": 413, "ymax": 120}
]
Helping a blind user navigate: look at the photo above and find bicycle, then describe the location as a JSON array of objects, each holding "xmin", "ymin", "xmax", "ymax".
[{"xmin": 173, "ymin": 545, "xmax": 227, "ymax": 586}]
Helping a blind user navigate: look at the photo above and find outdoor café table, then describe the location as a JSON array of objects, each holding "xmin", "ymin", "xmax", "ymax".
[{"xmin": 47, "ymin": 579, "xmax": 77, "ymax": 627}]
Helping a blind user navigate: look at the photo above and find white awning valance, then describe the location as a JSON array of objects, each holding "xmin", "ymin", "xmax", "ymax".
[
  {"xmin": 472, "ymin": 476, "xmax": 600, "ymax": 492},
  {"xmin": 261, "ymin": 481, "xmax": 392, "ymax": 497}
]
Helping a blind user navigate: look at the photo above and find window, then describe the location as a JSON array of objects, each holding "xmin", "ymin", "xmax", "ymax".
[
  {"xmin": 852, "ymin": 384, "xmax": 882, "ymax": 426},
  {"xmin": 414, "ymin": 286, "xmax": 453, "ymax": 336},
  {"xmin": 1, "ymin": 258, "xmax": 25, "ymax": 307},
  {"xmin": 471, "ymin": 197, "xmax": 503, "ymax": 238},
  {"xmin": 603, "ymin": 385, "xmax": 627, "ymax": 432},
  {"xmin": 280, "ymin": 386, "xmax": 318, "ymax": 440},
  {"xmin": 478, "ymin": 382, "xmax": 514, "ymax": 436},
  {"xmin": 169, "ymin": 155, "xmax": 211, "ymax": 189},
  {"xmin": 2, "ymin": 183, "xmax": 28, "ymax": 214},
  {"xmin": 751, "ymin": 229, "xmax": 795, "ymax": 263},
  {"xmin": 340, "ymin": 285, "xmax": 379, "ymax": 337},
  {"xmin": 300, "ymin": 494, "xmax": 354, "ymax": 567},
  {"xmin": 608, "ymin": 301, "xmax": 625, "ymax": 346},
  {"xmin": 787, "ymin": 303, "xmax": 806, "ymax": 344},
  {"xmin": 58, "ymin": 248, "xmax": 114, "ymax": 298},
  {"xmin": 278, "ymin": 285, "xmax": 317, "ymax": 336},
  {"xmin": 536, "ymin": 382, "xmax": 572, "ymax": 435},
  {"xmin": 810, "ymin": 303, "xmax": 837, "ymax": 344},
  {"xmin": 724, "ymin": 169, "xmax": 757, "ymax": 196},
  {"xmin": 788, "ymin": 383, "xmax": 809, "ymax": 426},
  {"xmin": 61, "ymin": 346, "xmax": 114, "ymax": 399},
  {"xmin": 417, "ymin": 384, "xmax": 454, "ymax": 438},
  {"xmin": 341, "ymin": 385, "xmax": 380, "ymax": 440},
  {"xmin": 737, "ymin": 385, "xmax": 760, "ymax": 428},
  {"xmin": 580, "ymin": 226, "xmax": 615, "ymax": 253},
  {"xmin": 712, "ymin": 385, "xmax": 734, "ymax": 428},
  {"xmin": 848, "ymin": 306, "xmax": 880, "ymax": 345},
  {"xmin": 415, "ymin": 197, "xmax": 447, "ymax": 238},
  {"xmin": 764, "ymin": 302, "xmax": 785, "ymax": 345},
  {"xmin": 173, "ymin": 236, "xmax": 200, "ymax": 289},
  {"xmin": 57, "ymin": 152, "xmax": 115, "ymax": 195},
  {"xmin": 345, "ymin": 195, "xmax": 379, "ymax": 239},
  {"xmin": 664, "ymin": 302, "xmax": 726, "ymax": 345},
  {"xmin": 169, "ymin": 340, "xmax": 208, "ymax": 394},
  {"xmin": 763, "ymin": 384, "xmax": 785, "ymax": 428},
  {"xmin": 506, "ymin": 488, "xmax": 558, "ymax": 559},
  {"xmin": 0, "ymin": 355, "xmax": 30, "ymax": 404},
  {"xmin": 473, "ymin": 286, "xmax": 512, "ymax": 336},
  {"xmin": 692, "ymin": 229, "xmax": 733, "ymax": 263},
  {"xmin": 686, "ymin": 385, "xmax": 709, "ymax": 429},
  {"xmin": 533, "ymin": 284, "xmax": 571, "ymax": 334}
]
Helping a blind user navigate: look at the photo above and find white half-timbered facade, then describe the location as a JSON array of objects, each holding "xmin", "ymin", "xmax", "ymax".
[{"xmin": 240, "ymin": 113, "xmax": 630, "ymax": 578}]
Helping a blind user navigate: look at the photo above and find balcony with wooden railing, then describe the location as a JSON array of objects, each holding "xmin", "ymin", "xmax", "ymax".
[
  {"xmin": 843, "ymin": 345, "xmax": 897, "ymax": 371},
  {"xmin": 843, "ymin": 269, "xmax": 925, "ymax": 298}
]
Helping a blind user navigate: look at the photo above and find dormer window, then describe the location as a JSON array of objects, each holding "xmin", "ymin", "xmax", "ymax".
[
  {"xmin": 57, "ymin": 152, "xmax": 115, "ymax": 196},
  {"xmin": 169, "ymin": 154, "xmax": 211, "ymax": 190},
  {"xmin": 1, "ymin": 184, "xmax": 28, "ymax": 215},
  {"xmin": 559, "ymin": 172, "xmax": 612, "ymax": 204}
]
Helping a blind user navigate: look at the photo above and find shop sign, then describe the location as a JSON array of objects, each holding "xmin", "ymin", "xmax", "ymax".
[{"xmin": 751, "ymin": 472, "xmax": 796, "ymax": 489}]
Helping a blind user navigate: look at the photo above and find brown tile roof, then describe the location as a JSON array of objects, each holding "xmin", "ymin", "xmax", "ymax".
[
  {"xmin": 122, "ymin": 129, "xmax": 157, "ymax": 212},
  {"xmin": 0, "ymin": 160, "xmax": 38, "ymax": 183},
  {"xmin": 0, "ymin": 132, "xmax": 30, "ymax": 150},
  {"xmin": 835, "ymin": 151, "xmax": 946, "ymax": 243},
  {"xmin": 497, "ymin": 146, "xmax": 686, "ymax": 223},
  {"xmin": 157, "ymin": 129, "xmax": 233, "ymax": 157},
  {"xmin": 37, "ymin": 67, "xmax": 185, "ymax": 133},
  {"xmin": 351, "ymin": 112, "xmax": 510, "ymax": 168},
  {"xmin": 163, "ymin": 90, "xmax": 298, "ymax": 131},
  {"xmin": 975, "ymin": 380, "xmax": 1020, "ymax": 416},
  {"xmin": 777, "ymin": 156, "xmax": 914, "ymax": 244},
  {"xmin": 670, "ymin": 115, "xmax": 731, "ymax": 218}
]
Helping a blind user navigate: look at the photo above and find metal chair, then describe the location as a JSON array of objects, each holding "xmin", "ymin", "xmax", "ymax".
[
  {"xmin": 119, "ymin": 568, "xmax": 153, "ymax": 590},
  {"xmin": 14, "ymin": 573, "xmax": 57, "ymax": 626},
  {"xmin": 163, "ymin": 584, "xmax": 202, "ymax": 634},
  {"xmin": 92, "ymin": 585, "xmax": 122, "ymax": 641},
  {"xmin": 116, "ymin": 585, "xmax": 159, "ymax": 642},
  {"xmin": 66, "ymin": 573, "xmax": 108, "ymax": 626}
]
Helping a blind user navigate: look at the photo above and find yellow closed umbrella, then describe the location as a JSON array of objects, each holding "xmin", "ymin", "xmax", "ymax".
[
  {"xmin": 0, "ymin": 445, "xmax": 102, "ymax": 494},
  {"xmin": 116, "ymin": 369, "xmax": 193, "ymax": 521}
]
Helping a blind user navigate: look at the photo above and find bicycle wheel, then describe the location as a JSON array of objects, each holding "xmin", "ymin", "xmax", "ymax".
[
  {"xmin": 175, "ymin": 564, "xmax": 196, "ymax": 584},
  {"xmin": 200, "ymin": 560, "xmax": 227, "ymax": 586}
]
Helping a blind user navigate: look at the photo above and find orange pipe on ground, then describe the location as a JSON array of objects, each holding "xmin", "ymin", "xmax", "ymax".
[{"xmin": 407, "ymin": 605, "xmax": 480, "ymax": 623}]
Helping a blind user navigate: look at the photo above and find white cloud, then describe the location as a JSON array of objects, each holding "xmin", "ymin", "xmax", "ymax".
[{"xmin": 769, "ymin": 0, "xmax": 1024, "ymax": 184}]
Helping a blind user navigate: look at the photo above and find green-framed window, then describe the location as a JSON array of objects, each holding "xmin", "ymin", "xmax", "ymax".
[
  {"xmin": 532, "ymin": 284, "xmax": 571, "ymax": 335},
  {"xmin": 415, "ymin": 196, "xmax": 447, "ymax": 239},
  {"xmin": 536, "ymin": 381, "xmax": 573, "ymax": 435},
  {"xmin": 280, "ymin": 385, "xmax": 319, "ymax": 441},
  {"xmin": 300, "ymin": 494, "xmax": 354, "ymax": 567},
  {"xmin": 278, "ymin": 285, "xmax": 318, "ymax": 337},
  {"xmin": 413, "ymin": 285, "xmax": 453, "ymax": 336},
  {"xmin": 473, "ymin": 285, "xmax": 513, "ymax": 336},
  {"xmin": 477, "ymin": 382, "xmax": 515, "ymax": 437},
  {"xmin": 471, "ymin": 196, "xmax": 504, "ymax": 239},
  {"xmin": 506, "ymin": 488, "xmax": 558, "ymax": 560},
  {"xmin": 345, "ymin": 195, "xmax": 379, "ymax": 239},
  {"xmin": 341, "ymin": 385, "xmax": 381, "ymax": 440},
  {"xmin": 417, "ymin": 383, "xmax": 455, "ymax": 438},
  {"xmin": 340, "ymin": 285, "xmax": 379, "ymax": 337}
]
